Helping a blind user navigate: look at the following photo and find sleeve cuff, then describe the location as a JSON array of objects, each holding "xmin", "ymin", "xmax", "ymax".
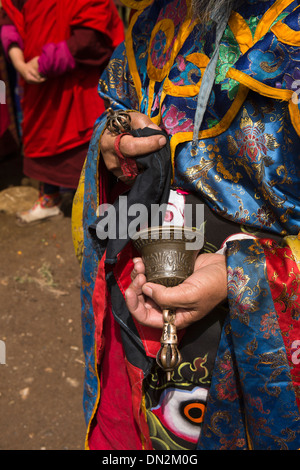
[
  {"xmin": 0, "ymin": 25, "xmax": 23, "ymax": 58},
  {"xmin": 38, "ymin": 40, "xmax": 76, "ymax": 78},
  {"xmin": 216, "ymin": 233, "xmax": 257, "ymax": 255}
]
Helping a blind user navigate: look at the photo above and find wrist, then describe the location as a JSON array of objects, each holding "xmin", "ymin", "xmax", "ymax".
[{"xmin": 11, "ymin": 56, "xmax": 26, "ymax": 74}]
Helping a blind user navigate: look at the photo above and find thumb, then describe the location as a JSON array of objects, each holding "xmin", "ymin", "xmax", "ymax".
[
  {"xmin": 120, "ymin": 134, "xmax": 167, "ymax": 158},
  {"xmin": 142, "ymin": 282, "xmax": 183, "ymax": 309}
]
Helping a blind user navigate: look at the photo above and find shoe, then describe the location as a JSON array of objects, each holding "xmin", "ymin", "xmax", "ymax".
[{"xmin": 16, "ymin": 195, "xmax": 63, "ymax": 226}]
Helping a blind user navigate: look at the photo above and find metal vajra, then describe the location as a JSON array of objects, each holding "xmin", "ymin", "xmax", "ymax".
[
  {"xmin": 106, "ymin": 107, "xmax": 132, "ymax": 135},
  {"xmin": 156, "ymin": 309, "xmax": 182, "ymax": 382}
]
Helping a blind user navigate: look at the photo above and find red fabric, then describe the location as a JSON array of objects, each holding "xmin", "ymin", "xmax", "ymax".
[
  {"xmin": 125, "ymin": 358, "xmax": 153, "ymax": 450},
  {"xmin": 97, "ymin": 160, "xmax": 184, "ymax": 358},
  {"xmin": 1, "ymin": 0, "xmax": 124, "ymax": 159},
  {"xmin": 87, "ymin": 158, "xmax": 164, "ymax": 449},
  {"xmin": 262, "ymin": 239, "xmax": 300, "ymax": 411},
  {"xmin": 89, "ymin": 261, "xmax": 144, "ymax": 450},
  {"xmin": 23, "ymin": 142, "xmax": 88, "ymax": 188},
  {"xmin": 67, "ymin": 0, "xmax": 124, "ymax": 50},
  {"xmin": 113, "ymin": 244, "xmax": 163, "ymax": 358},
  {"xmin": 0, "ymin": 0, "xmax": 24, "ymax": 37},
  {"xmin": 113, "ymin": 249, "xmax": 185, "ymax": 358},
  {"xmin": 89, "ymin": 250, "xmax": 154, "ymax": 450}
]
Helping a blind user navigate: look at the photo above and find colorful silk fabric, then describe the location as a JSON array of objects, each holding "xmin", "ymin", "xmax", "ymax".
[
  {"xmin": 198, "ymin": 237, "xmax": 300, "ymax": 449},
  {"xmin": 72, "ymin": 0, "xmax": 300, "ymax": 450}
]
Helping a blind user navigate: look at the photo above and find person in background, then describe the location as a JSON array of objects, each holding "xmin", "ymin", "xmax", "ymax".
[
  {"xmin": 0, "ymin": 34, "xmax": 20, "ymax": 158},
  {"xmin": 0, "ymin": 0, "xmax": 124, "ymax": 225}
]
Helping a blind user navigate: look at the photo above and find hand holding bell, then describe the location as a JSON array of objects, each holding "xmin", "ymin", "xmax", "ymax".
[{"xmin": 132, "ymin": 226, "xmax": 201, "ymax": 381}]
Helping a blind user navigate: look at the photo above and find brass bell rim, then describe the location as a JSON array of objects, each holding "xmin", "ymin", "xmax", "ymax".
[{"xmin": 131, "ymin": 225, "xmax": 203, "ymax": 246}]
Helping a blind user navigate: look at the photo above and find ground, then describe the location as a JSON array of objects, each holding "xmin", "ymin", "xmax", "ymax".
[{"xmin": 0, "ymin": 152, "xmax": 87, "ymax": 450}]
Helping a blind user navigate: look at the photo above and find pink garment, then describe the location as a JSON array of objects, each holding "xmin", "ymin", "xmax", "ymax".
[
  {"xmin": 0, "ymin": 24, "xmax": 24, "ymax": 56},
  {"xmin": 38, "ymin": 40, "xmax": 76, "ymax": 77}
]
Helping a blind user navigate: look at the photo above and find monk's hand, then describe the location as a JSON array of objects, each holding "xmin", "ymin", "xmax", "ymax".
[
  {"xmin": 100, "ymin": 111, "xmax": 167, "ymax": 184},
  {"xmin": 125, "ymin": 253, "xmax": 228, "ymax": 329},
  {"xmin": 24, "ymin": 56, "xmax": 46, "ymax": 83},
  {"xmin": 8, "ymin": 47, "xmax": 45, "ymax": 84}
]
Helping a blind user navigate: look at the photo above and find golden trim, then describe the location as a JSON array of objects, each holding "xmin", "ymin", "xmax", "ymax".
[
  {"xmin": 271, "ymin": 20, "xmax": 300, "ymax": 46},
  {"xmin": 147, "ymin": 17, "xmax": 197, "ymax": 83},
  {"xmin": 125, "ymin": 0, "xmax": 298, "ymax": 179},
  {"xmin": 147, "ymin": 19, "xmax": 175, "ymax": 82},
  {"xmin": 284, "ymin": 235, "xmax": 300, "ymax": 266},
  {"xmin": 227, "ymin": 68, "xmax": 293, "ymax": 100},
  {"xmin": 120, "ymin": 0, "xmax": 153, "ymax": 10},
  {"xmin": 125, "ymin": 9, "xmax": 145, "ymax": 107},
  {"xmin": 146, "ymin": 17, "xmax": 200, "ymax": 120},
  {"xmin": 254, "ymin": 0, "xmax": 295, "ymax": 42},
  {"xmin": 84, "ymin": 127, "xmax": 102, "ymax": 451},
  {"xmin": 162, "ymin": 53, "xmax": 210, "ymax": 97},
  {"xmin": 228, "ymin": 11, "xmax": 254, "ymax": 54},
  {"xmin": 126, "ymin": 0, "xmax": 197, "ymax": 114},
  {"xmin": 125, "ymin": 8, "xmax": 147, "ymax": 108},
  {"xmin": 71, "ymin": 160, "xmax": 86, "ymax": 266},
  {"xmin": 228, "ymin": 0, "xmax": 297, "ymax": 53},
  {"xmin": 147, "ymin": 79, "xmax": 156, "ymax": 116},
  {"xmin": 150, "ymin": 88, "xmax": 166, "ymax": 126},
  {"xmin": 169, "ymin": 85, "xmax": 249, "ymax": 178}
]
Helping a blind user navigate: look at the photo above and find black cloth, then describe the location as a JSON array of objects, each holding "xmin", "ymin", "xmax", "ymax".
[
  {"xmin": 87, "ymin": 127, "xmax": 172, "ymax": 374},
  {"xmin": 89, "ymin": 127, "xmax": 171, "ymax": 264}
]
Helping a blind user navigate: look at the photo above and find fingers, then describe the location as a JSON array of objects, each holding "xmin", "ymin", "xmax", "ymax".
[
  {"xmin": 119, "ymin": 133, "xmax": 167, "ymax": 158},
  {"xmin": 26, "ymin": 72, "xmax": 46, "ymax": 83},
  {"xmin": 130, "ymin": 257, "xmax": 145, "ymax": 281},
  {"xmin": 121, "ymin": 111, "xmax": 167, "ymax": 156},
  {"xmin": 142, "ymin": 281, "xmax": 198, "ymax": 310},
  {"xmin": 21, "ymin": 64, "xmax": 46, "ymax": 83},
  {"xmin": 125, "ymin": 284, "xmax": 141, "ymax": 312},
  {"xmin": 100, "ymin": 111, "xmax": 167, "ymax": 180},
  {"xmin": 101, "ymin": 128, "xmax": 166, "ymax": 161},
  {"xmin": 125, "ymin": 274, "xmax": 165, "ymax": 328},
  {"xmin": 127, "ymin": 254, "xmax": 228, "ymax": 331}
]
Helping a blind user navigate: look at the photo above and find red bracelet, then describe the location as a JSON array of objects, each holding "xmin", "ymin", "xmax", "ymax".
[{"xmin": 114, "ymin": 132, "xmax": 139, "ymax": 179}]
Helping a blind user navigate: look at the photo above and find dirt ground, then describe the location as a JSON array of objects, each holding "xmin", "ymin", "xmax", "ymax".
[{"xmin": 0, "ymin": 152, "xmax": 87, "ymax": 450}]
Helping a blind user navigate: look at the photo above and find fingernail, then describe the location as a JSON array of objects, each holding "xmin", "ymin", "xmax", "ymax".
[
  {"xmin": 158, "ymin": 137, "xmax": 167, "ymax": 147},
  {"xmin": 142, "ymin": 285, "xmax": 153, "ymax": 297}
]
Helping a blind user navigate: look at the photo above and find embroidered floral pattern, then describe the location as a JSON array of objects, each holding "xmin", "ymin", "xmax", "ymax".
[
  {"xmin": 227, "ymin": 265, "xmax": 259, "ymax": 325},
  {"xmin": 161, "ymin": 104, "xmax": 194, "ymax": 133},
  {"xmin": 227, "ymin": 109, "xmax": 279, "ymax": 165}
]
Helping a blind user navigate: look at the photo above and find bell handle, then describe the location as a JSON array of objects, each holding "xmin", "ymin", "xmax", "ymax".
[{"xmin": 156, "ymin": 308, "xmax": 182, "ymax": 381}]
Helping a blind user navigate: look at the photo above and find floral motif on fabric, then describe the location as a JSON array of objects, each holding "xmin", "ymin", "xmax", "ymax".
[
  {"xmin": 227, "ymin": 109, "xmax": 279, "ymax": 164},
  {"xmin": 198, "ymin": 239, "xmax": 300, "ymax": 450},
  {"xmin": 161, "ymin": 104, "xmax": 194, "ymax": 133}
]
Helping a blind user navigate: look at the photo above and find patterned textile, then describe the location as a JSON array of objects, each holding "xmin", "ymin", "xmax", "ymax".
[
  {"xmin": 72, "ymin": 0, "xmax": 300, "ymax": 450},
  {"xmin": 198, "ymin": 238, "xmax": 300, "ymax": 450}
]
